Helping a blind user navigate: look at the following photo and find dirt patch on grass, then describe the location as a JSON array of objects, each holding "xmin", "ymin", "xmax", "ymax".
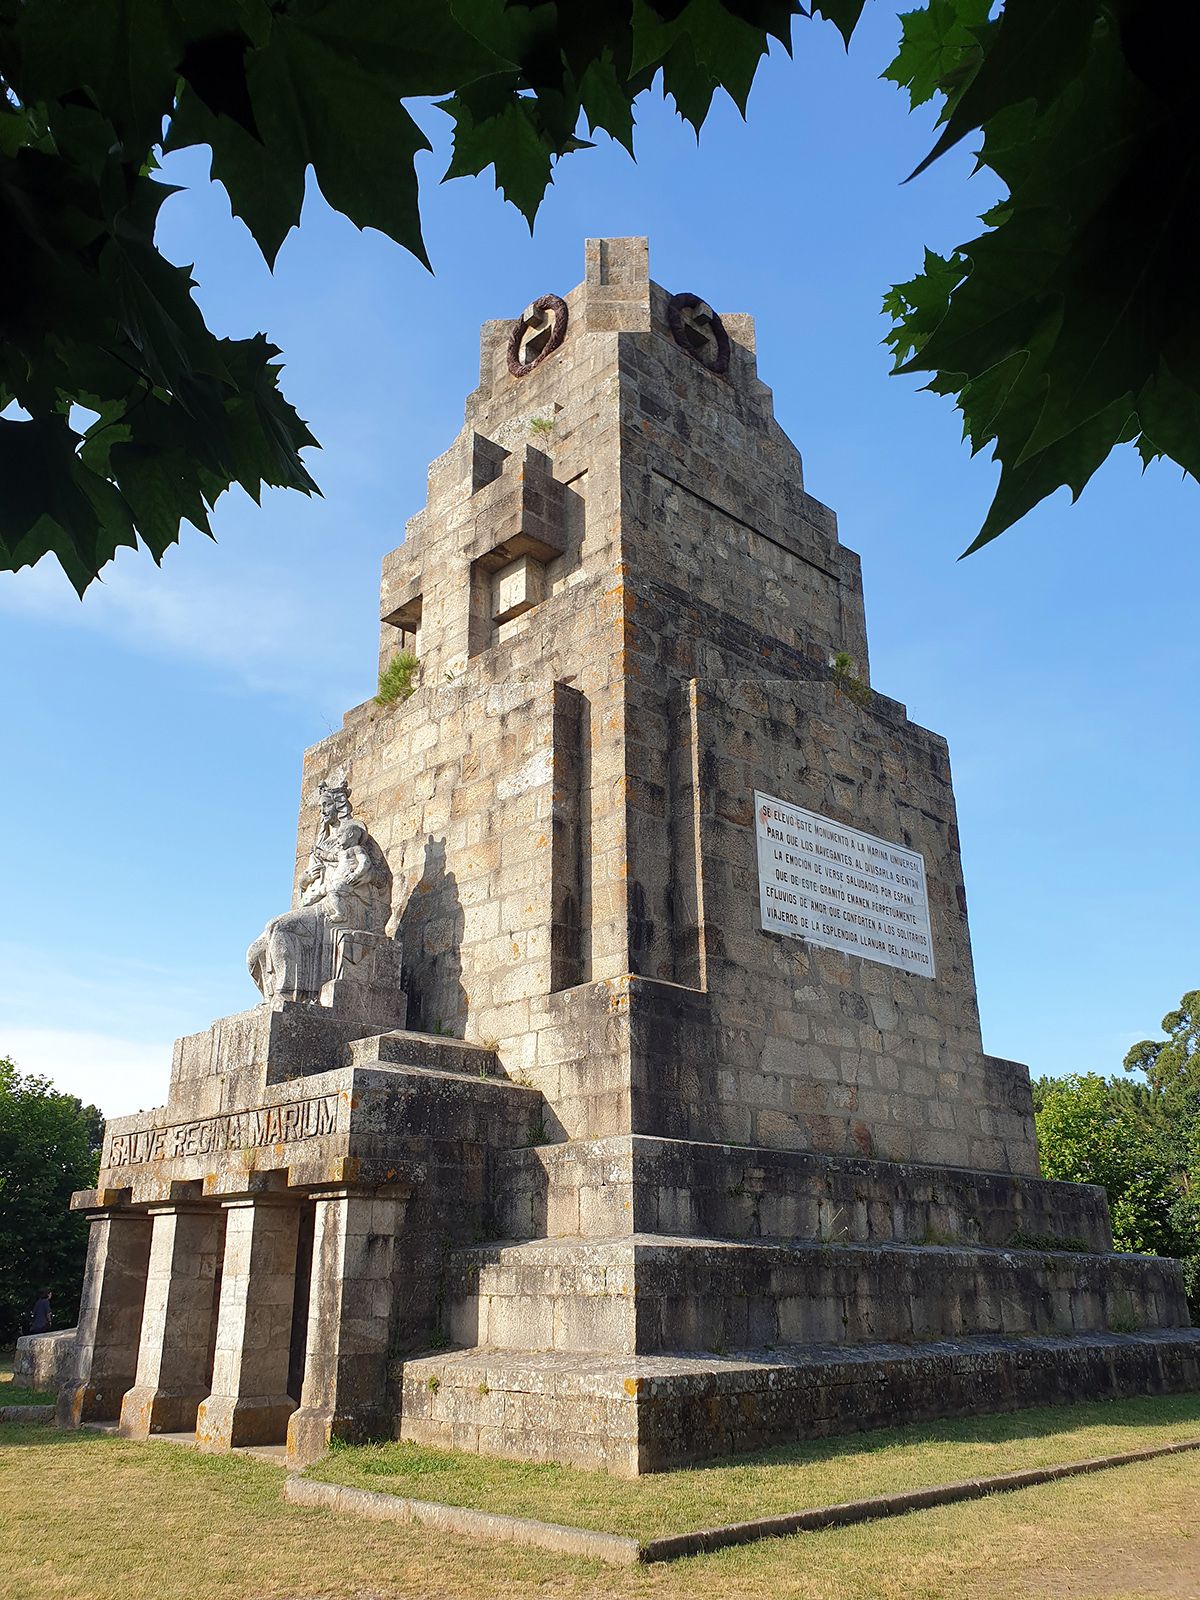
[{"xmin": 1023, "ymin": 1524, "xmax": 1200, "ymax": 1600}]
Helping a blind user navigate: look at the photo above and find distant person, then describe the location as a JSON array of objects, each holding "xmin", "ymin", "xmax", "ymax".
[{"xmin": 29, "ymin": 1290, "xmax": 52, "ymax": 1334}]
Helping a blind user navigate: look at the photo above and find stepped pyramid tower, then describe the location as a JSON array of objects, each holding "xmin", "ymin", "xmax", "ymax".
[{"xmin": 51, "ymin": 239, "xmax": 1197, "ymax": 1474}]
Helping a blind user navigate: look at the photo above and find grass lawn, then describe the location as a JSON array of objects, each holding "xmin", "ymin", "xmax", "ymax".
[
  {"xmin": 0, "ymin": 1350, "xmax": 54, "ymax": 1407},
  {"xmin": 309, "ymin": 1393, "xmax": 1200, "ymax": 1538},
  {"xmin": 2, "ymin": 1414, "xmax": 1200, "ymax": 1600}
]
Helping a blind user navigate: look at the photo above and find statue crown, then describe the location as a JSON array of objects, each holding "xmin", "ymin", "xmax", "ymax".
[{"xmin": 317, "ymin": 768, "xmax": 352, "ymax": 816}]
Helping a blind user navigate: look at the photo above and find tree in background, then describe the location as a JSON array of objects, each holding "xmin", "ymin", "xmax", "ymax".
[
  {"xmin": 1034, "ymin": 1073, "xmax": 1185, "ymax": 1257},
  {"xmin": 0, "ymin": 1057, "xmax": 103, "ymax": 1347},
  {"xmin": 3, "ymin": 1, "xmax": 1198, "ymax": 592},
  {"xmin": 1033, "ymin": 990, "xmax": 1200, "ymax": 1315},
  {"xmin": 1124, "ymin": 992, "xmax": 1200, "ymax": 1140}
]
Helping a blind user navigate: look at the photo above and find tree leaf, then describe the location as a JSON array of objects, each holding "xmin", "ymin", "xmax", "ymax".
[
  {"xmin": 806, "ymin": 1, "xmax": 868, "ymax": 49},
  {"xmin": 887, "ymin": 3, "xmax": 1200, "ymax": 551},
  {"xmin": 109, "ymin": 440, "xmax": 215, "ymax": 555},
  {"xmin": 909, "ymin": 0, "xmax": 1102, "ymax": 180},
  {"xmin": 166, "ymin": 87, "xmax": 305, "ymax": 269},
  {"xmin": 245, "ymin": 7, "xmax": 436, "ymax": 266},
  {"xmin": 15, "ymin": 0, "xmax": 182, "ymax": 150},
  {"xmin": 1135, "ymin": 363, "xmax": 1200, "ymax": 482},
  {"xmin": 579, "ymin": 52, "xmax": 638, "ymax": 151},
  {"xmin": 440, "ymin": 78, "xmax": 561, "ymax": 226},
  {"xmin": 631, "ymin": 0, "xmax": 780, "ymax": 120},
  {"xmin": 0, "ymin": 413, "xmax": 138, "ymax": 593},
  {"xmin": 883, "ymin": 0, "xmax": 989, "ymax": 111},
  {"xmin": 964, "ymin": 396, "xmax": 1137, "ymax": 555}
]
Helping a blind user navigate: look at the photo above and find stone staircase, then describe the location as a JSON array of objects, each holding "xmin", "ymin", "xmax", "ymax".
[{"xmin": 390, "ymin": 1131, "xmax": 1200, "ymax": 1473}]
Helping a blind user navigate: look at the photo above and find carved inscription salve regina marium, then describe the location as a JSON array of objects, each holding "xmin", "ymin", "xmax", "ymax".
[{"xmin": 107, "ymin": 1095, "xmax": 340, "ymax": 1167}]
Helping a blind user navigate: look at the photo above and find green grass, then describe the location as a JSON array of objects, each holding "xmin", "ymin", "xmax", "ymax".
[
  {"xmin": 308, "ymin": 1393, "xmax": 1200, "ymax": 1538},
  {"xmin": 0, "ymin": 1353, "xmax": 53, "ymax": 1407},
  {"xmin": 3, "ymin": 1417, "xmax": 1200, "ymax": 1600},
  {"xmin": 0, "ymin": 1385, "xmax": 53, "ymax": 1406}
]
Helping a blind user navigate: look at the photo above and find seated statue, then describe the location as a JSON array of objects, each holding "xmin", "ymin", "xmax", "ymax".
[{"xmin": 247, "ymin": 772, "xmax": 402, "ymax": 1020}]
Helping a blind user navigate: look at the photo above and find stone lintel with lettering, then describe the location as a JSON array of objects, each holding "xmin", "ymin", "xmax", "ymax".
[{"xmin": 94, "ymin": 1057, "xmax": 541, "ymax": 1208}]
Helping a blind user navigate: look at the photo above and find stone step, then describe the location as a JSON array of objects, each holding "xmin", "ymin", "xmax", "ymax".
[
  {"xmin": 494, "ymin": 1133, "xmax": 1113, "ymax": 1251},
  {"xmin": 445, "ymin": 1233, "xmax": 1189, "ymax": 1356},
  {"xmin": 395, "ymin": 1329, "xmax": 1200, "ymax": 1474},
  {"xmin": 345, "ymin": 1030, "xmax": 503, "ymax": 1081}
]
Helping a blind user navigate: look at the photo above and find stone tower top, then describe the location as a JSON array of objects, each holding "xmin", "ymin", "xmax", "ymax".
[
  {"xmin": 470, "ymin": 235, "xmax": 764, "ymax": 406},
  {"xmin": 378, "ymin": 236, "xmax": 856, "ymax": 693}
]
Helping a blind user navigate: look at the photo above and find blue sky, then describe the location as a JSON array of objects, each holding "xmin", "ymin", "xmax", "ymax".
[{"xmin": 2, "ymin": 11, "xmax": 1196, "ymax": 1115}]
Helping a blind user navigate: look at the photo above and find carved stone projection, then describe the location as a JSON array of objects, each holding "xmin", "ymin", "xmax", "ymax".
[
  {"xmin": 507, "ymin": 293, "xmax": 568, "ymax": 376},
  {"xmin": 667, "ymin": 290, "xmax": 731, "ymax": 373},
  {"xmin": 247, "ymin": 772, "xmax": 401, "ymax": 1024}
]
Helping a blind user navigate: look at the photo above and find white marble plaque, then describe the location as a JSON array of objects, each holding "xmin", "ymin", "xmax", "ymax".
[{"xmin": 754, "ymin": 791, "xmax": 935, "ymax": 978}]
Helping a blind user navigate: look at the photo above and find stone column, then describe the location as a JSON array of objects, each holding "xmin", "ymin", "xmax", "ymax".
[
  {"xmin": 57, "ymin": 1204, "xmax": 153, "ymax": 1427},
  {"xmin": 118, "ymin": 1203, "xmax": 224, "ymax": 1437},
  {"xmin": 287, "ymin": 1189, "xmax": 403, "ymax": 1467},
  {"xmin": 195, "ymin": 1196, "xmax": 300, "ymax": 1450}
]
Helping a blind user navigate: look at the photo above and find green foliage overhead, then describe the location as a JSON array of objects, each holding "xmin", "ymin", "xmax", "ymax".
[
  {"xmin": 0, "ymin": 1056, "xmax": 103, "ymax": 1346},
  {"xmin": 0, "ymin": 0, "xmax": 798, "ymax": 593},
  {"xmin": 883, "ymin": 0, "xmax": 1200, "ymax": 553},
  {"xmin": 2, "ymin": 0, "xmax": 1196, "ymax": 592}
]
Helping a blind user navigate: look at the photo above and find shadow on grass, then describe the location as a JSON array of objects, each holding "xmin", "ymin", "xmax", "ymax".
[
  {"xmin": 310, "ymin": 1388, "xmax": 1200, "ymax": 1544},
  {"xmin": 333, "ymin": 1391, "xmax": 1200, "ymax": 1492},
  {"xmin": 0, "ymin": 1421, "xmax": 289, "ymax": 1505},
  {"xmin": 0, "ymin": 1420, "xmax": 90, "ymax": 1449},
  {"xmin": 671, "ymin": 1390, "xmax": 1200, "ymax": 1479}
]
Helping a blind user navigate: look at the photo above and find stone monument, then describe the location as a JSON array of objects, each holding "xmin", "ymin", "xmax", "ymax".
[
  {"xmin": 50, "ymin": 238, "xmax": 1199, "ymax": 1473},
  {"xmin": 246, "ymin": 769, "xmax": 402, "ymax": 1027}
]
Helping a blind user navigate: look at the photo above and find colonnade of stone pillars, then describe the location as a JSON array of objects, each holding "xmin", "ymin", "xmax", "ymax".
[{"xmin": 61, "ymin": 1184, "xmax": 406, "ymax": 1454}]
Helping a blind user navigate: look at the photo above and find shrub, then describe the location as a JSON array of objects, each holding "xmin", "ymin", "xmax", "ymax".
[{"xmin": 376, "ymin": 650, "xmax": 419, "ymax": 706}]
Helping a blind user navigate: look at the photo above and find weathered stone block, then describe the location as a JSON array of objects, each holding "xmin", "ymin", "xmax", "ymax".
[{"xmin": 14, "ymin": 1329, "xmax": 76, "ymax": 1393}]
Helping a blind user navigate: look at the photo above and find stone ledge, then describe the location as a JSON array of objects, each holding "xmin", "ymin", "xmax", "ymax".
[
  {"xmin": 14, "ymin": 1328, "xmax": 77, "ymax": 1393},
  {"xmin": 94, "ymin": 1060, "xmax": 544, "ymax": 1203},
  {"xmin": 397, "ymin": 1331, "xmax": 1200, "ymax": 1473},
  {"xmin": 345, "ymin": 1032, "xmax": 503, "ymax": 1079},
  {"xmin": 496, "ymin": 1133, "xmax": 1113, "ymax": 1251},
  {"xmin": 445, "ymin": 1233, "xmax": 1189, "ymax": 1354},
  {"xmin": 284, "ymin": 1474, "xmax": 641, "ymax": 1562},
  {"xmin": 0, "ymin": 1406, "xmax": 54, "ymax": 1424}
]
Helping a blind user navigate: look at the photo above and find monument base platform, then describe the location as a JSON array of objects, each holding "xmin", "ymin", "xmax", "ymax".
[
  {"xmin": 443, "ymin": 1232, "xmax": 1188, "ymax": 1354},
  {"xmin": 396, "ymin": 1329, "xmax": 1200, "ymax": 1476}
]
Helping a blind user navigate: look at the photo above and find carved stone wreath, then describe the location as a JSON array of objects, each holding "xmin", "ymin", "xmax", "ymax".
[
  {"xmin": 507, "ymin": 294, "xmax": 569, "ymax": 377},
  {"xmin": 667, "ymin": 291, "xmax": 731, "ymax": 375}
]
